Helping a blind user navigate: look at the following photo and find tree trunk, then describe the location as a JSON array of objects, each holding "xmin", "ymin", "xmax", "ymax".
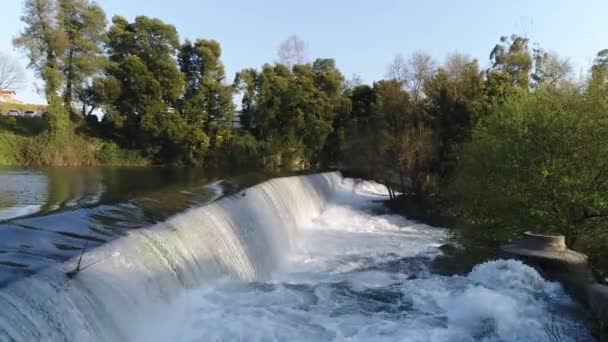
[
  {"xmin": 398, "ymin": 168, "xmax": 406, "ymax": 195},
  {"xmin": 64, "ymin": 49, "xmax": 75, "ymax": 118}
]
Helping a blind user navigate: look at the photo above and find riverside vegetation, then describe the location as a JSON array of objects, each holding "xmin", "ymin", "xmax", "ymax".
[{"xmin": 3, "ymin": 0, "xmax": 608, "ymax": 283}]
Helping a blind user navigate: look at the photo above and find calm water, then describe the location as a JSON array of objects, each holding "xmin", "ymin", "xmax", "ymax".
[{"xmin": 0, "ymin": 166, "xmax": 273, "ymax": 285}]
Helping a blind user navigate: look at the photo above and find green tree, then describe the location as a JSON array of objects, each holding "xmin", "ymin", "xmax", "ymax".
[
  {"xmin": 234, "ymin": 68, "xmax": 258, "ymax": 130},
  {"xmin": 104, "ymin": 15, "xmax": 189, "ymax": 162},
  {"xmin": 447, "ymin": 89, "xmax": 608, "ymax": 249},
  {"xmin": 14, "ymin": 0, "xmax": 64, "ymax": 100},
  {"xmin": 589, "ymin": 49, "xmax": 608, "ymax": 95},
  {"xmin": 234, "ymin": 58, "xmax": 348, "ymax": 168},
  {"xmin": 340, "ymin": 84, "xmax": 385, "ymax": 180},
  {"xmin": 531, "ymin": 48, "xmax": 573, "ymax": 88},
  {"xmin": 372, "ymin": 80, "xmax": 430, "ymax": 194},
  {"xmin": 424, "ymin": 53, "xmax": 484, "ymax": 176},
  {"xmin": 489, "ymin": 34, "xmax": 533, "ymax": 89},
  {"xmin": 57, "ymin": 0, "xmax": 107, "ymax": 116},
  {"xmin": 178, "ymin": 39, "xmax": 234, "ymax": 150},
  {"xmin": 14, "ymin": 0, "xmax": 72, "ymax": 136}
]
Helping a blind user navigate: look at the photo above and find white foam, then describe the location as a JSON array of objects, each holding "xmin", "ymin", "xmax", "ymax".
[
  {"xmin": 0, "ymin": 175, "xmax": 591, "ymax": 341},
  {"xmin": 130, "ymin": 180, "xmax": 591, "ymax": 342}
]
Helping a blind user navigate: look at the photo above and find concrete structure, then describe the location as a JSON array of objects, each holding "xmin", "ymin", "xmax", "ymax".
[
  {"xmin": 0, "ymin": 90, "xmax": 17, "ymax": 102},
  {"xmin": 502, "ymin": 232, "xmax": 588, "ymax": 265},
  {"xmin": 502, "ymin": 232, "xmax": 608, "ymax": 339}
]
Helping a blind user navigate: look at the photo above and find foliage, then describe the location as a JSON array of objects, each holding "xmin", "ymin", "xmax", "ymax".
[
  {"xmin": 489, "ymin": 34, "xmax": 533, "ymax": 90},
  {"xmin": 14, "ymin": 0, "xmax": 64, "ymax": 98},
  {"xmin": 57, "ymin": 0, "xmax": 107, "ymax": 115},
  {"xmin": 47, "ymin": 94, "xmax": 70, "ymax": 135},
  {"xmin": 234, "ymin": 58, "xmax": 348, "ymax": 168},
  {"xmin": 95, "ymin": 141, "xmax": 147, "ymax": 165},
  {"xmin": 0, "ymin": 125, "xmax": 147, "ymax": 166},
  {"xmin": 447, "ymin": 89, "xmax": 608, "ymax": 248},
  {"xmin": 178, "ymin": 39, "xmax": 234, "ymax": 151},
  {"xmin": 424, "ymin": 53, "xmax": 484, "ymax": 176},
  {"xmin": 0, "ymin": 116, "xmax": 49, "ymax": 135}
]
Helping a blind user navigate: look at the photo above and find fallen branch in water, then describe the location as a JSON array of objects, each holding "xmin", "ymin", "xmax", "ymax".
[{"xmin": 66, "ymin": 239, "xmax": 89, "ymax": 278}]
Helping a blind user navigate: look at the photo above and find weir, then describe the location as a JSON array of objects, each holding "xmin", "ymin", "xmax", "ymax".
[{"xmin": 0, "ymin": 172, "xmax": 342, "ymax": 341}]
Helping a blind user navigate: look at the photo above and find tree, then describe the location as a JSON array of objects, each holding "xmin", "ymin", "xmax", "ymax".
[
  {"xmin": 178, "ymin": 39, "xmax": 234, "ymax": 150},
  {"xmin": 374, "ymin": 80, "xmax": 424, "ymax": 194},
  {"xmin": 104, "ymin": 15, "xmax": 187, "ymax": 161},
  {"xmin": 277, "ymin": 35, "xmax": 308, "ymax": 68},
  {"xmin": 488, "ymin": 34, "xmax": 533, "ymax": 89},
  {"xmin": 387, "ymin": 52, "xmax": 437, "ymax": 102},
  {"xmin": 447, "ymin": 89, "xmax": 608, "ymax": 248},
  {"xmin": 342, "ymin": 74, "xmax": 363, "ymax": 91},
  {"xmin": 531, "ymin": 48, "xmax": 573, "ymax": 87},
  {"xmin": 590, "ymin": 49, "xmax": 608, "ymax": 88},
  {"xmin": 424, "ymin": 53, "xmax": 484, "ymax": 176},
  {"xmin": 234, "ymin": 58, "xmax": 349, "ymax": 168},
  {"xmin": 14, "ymin": 0, "xmax": 64, "ymax": 99},
  {"xmin": 387, "ymin": 54, "xmax": 407, "ymax": 83},
  {"xmin": 57, "ymin": 0, "xmax": 107, "ymax": 115},
  {"xmin": 77, "ymin": 75, "xmax": 119, "ymax": 118},
  {"xmin": 587, "ymin": 49, "xmax": 608, "ymax": 114},
  {"xmin": 0, "ymin": 53, "xmax": 25, "ymax": 90},
  {"xmin": 340, "ymin": 85, "xmax": 385, "ymax": 179},
  {"xmin": 405, "ymin": 52, "xmax": 436, "ymax": 102},
  {"xmin": 233, "ymin": 68, "xmax": 257, "ymax": 131}
]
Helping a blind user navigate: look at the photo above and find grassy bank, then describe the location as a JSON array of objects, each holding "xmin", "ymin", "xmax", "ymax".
[
  {"xmin": 0, "ymin": 102, "xmax": 46, "ymax": 114},
  {"xmin": 0, "ymin": 116, "xmax": 148, "ymax": 166}
]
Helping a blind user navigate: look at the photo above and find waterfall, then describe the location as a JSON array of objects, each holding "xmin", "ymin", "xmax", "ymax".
[{"xmin": 0, "ymin": 172, "xmax": 342, "ymax": 342}]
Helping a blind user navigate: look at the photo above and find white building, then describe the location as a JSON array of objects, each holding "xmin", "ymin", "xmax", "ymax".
[{"xmin": 0, "ymin": 90, "xmax": 17, "ymax": 103}]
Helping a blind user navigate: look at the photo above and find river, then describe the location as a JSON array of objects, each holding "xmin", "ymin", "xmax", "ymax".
[
  {"xmin": 0, "ymin": 166, "xmax": 273, "ymax": 285},
  {"xmin": 0, "ymin": 169, "xmax": 594, "ymax": 341}
]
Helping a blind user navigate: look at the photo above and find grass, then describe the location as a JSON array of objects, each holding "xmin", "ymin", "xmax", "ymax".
[
  {"xmin": 0, "ymin": 102, "xmax": 46, "ymax": 114},
  {"xmin": 0, "ymin": 115, "xmax": 149, "ymax": 166}
]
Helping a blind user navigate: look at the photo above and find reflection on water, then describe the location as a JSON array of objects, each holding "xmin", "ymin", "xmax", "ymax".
[{"xmin": 0, "ymin": 166, "xmax": 274, "ymax": 286}]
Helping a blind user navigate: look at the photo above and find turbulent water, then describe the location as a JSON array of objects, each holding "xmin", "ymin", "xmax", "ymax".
[{"xmin": 0, "ymin": 173, "xmax": 592, "ymax": 341}]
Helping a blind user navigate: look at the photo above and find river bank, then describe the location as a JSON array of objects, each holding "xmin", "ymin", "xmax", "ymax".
[{"xmin": 0, "ymin": 116, "xmax": 149, "ymax": 166}]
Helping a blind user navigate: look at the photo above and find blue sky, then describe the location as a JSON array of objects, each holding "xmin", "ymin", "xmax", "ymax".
[{"xmin": 1, "ymin": 0, "xmax": 607, "ymax": 104}]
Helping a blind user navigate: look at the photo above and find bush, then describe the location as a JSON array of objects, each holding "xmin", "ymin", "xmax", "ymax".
[
  {"xmin": 219, "ymin": 133, "xmax": 265, "ymax": 168},
  {"xmin": 95, "ymin": 142, "xmax": 147, "ymax": 165},
  {"xmin": 96, "ymin": 142, "xmax": 122, "ymax": 164},
  {"xmin": 447, "ymin": 89, "xmax": 608, "ymax": 261}
]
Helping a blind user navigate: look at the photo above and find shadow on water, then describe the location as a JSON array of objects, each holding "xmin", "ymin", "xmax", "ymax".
[{"xmin": 0, "ymin": 166, "xmax": 299, "ymax": 286}]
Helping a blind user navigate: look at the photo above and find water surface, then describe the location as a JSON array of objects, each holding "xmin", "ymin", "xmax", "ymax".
[
  {"xmin": 0, "ymin": 172, "xmax": 593, "ymax": 341},
  {"xmin": 0, "ymin": 166, "xmax": 271, "ymax": 285}
]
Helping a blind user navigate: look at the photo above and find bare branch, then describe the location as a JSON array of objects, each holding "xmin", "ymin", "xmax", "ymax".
[
  {"xmin": 387, "ymin": 54, "xmax": 408, "ymax": 82},
  {"xmin": 0, "ymin": 53, "xmax": 25, "ymax": 90},
  {"xmin": 277, "ymin": 35, "xmax": 309, "ymax": 68},
  {"xmin": 387, "ymin": 52, "xmax": 437, "ymax": 101}
]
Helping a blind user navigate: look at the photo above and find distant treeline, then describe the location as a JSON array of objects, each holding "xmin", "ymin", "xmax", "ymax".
[{"xmin": 9, "ymin": 0, "xmax": 608, "ymax": 279}]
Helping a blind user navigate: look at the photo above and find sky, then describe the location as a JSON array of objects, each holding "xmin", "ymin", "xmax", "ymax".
[{"xmin": 1, "ymin": 0, "xmax": 607, "ymax": 104}]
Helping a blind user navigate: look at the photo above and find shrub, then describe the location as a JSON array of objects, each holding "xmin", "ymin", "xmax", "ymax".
[{"xmin": 447, "ymin": 89, "xmax": 608, "ymax": 256}]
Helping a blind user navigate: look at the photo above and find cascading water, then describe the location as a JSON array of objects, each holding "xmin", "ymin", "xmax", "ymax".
[{"xmin": 0, "ymin": 172, "xmax": 593, "ymax": 341}]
